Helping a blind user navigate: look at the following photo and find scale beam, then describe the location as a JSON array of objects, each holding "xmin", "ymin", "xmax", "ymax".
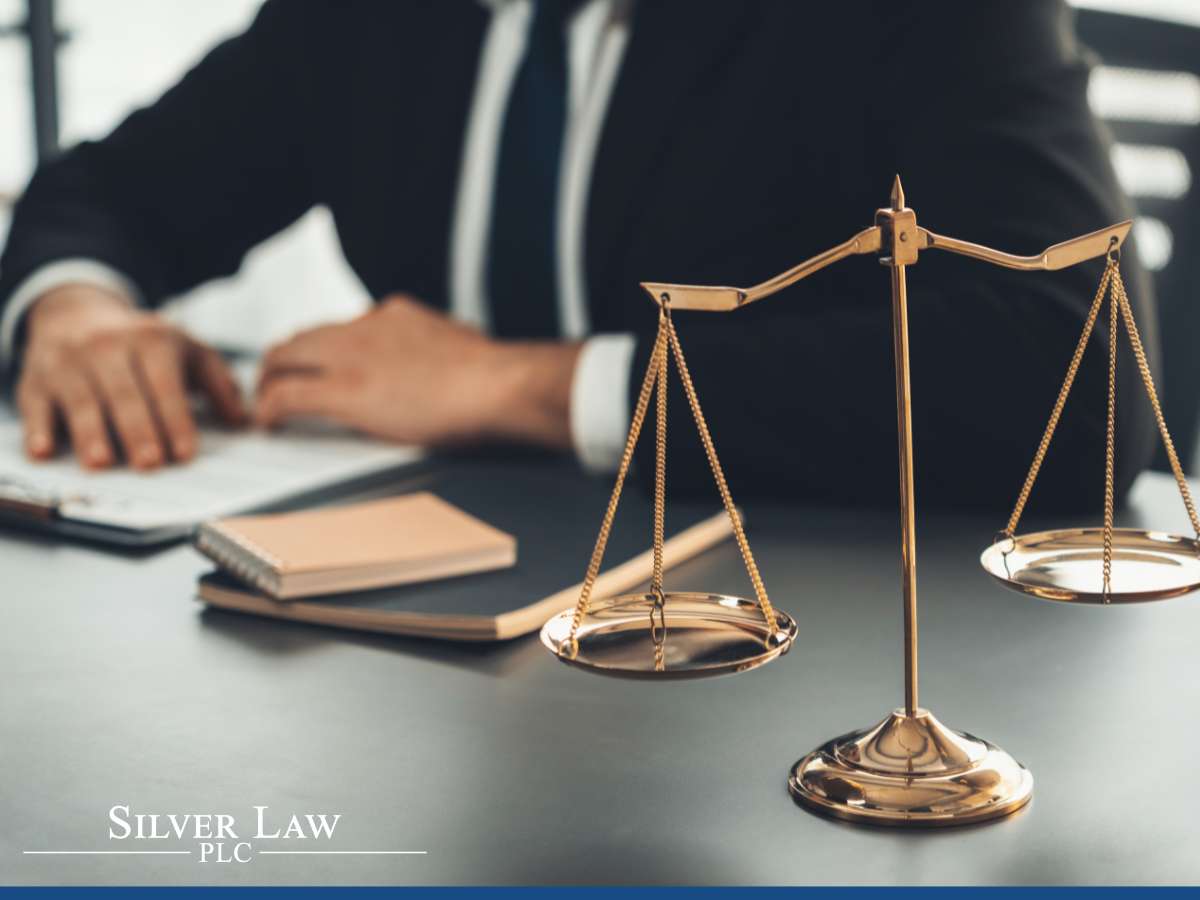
[
  {"xmin": 919, "ymin": 220, "xmax": 1132, "ymax": 271},
  {"xmin": 640, "ymin": 216, "xmax": 1132, "ymax": 312},
  {"xmin": 640, "ymin": 226, "xmax": 881, "ymax": 311}
]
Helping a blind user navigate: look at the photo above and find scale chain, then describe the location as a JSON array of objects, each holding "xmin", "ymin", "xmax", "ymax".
[
  {"xmin": 1103, "ymin": 262, "xmax": 1119, "ymax": 600},
  {"xmin": 1003, "ymin": 263, "xmax": 1113, "ymax": 537},
  {"xmin": 651, "ymin": 308, "xmax": 668, "ymax": 595},
  {"xmin": 1112, "ymin": 267, "xmax": 1200, "ymax": 541},
  {"xmin": 559, "ymin": 303, "xmax": 780, "ymax": 659},
  {"xmin": 560, "ymin": 322, "xmax": 668, "ymax": 657},
  {"xmin": 650, "ymin": 594, "xmax": 666, "ymax": 672},
  {"xmin": 663, "ymin": 311, "xmax": 779, "ymax": 635},
  {"xmin": 651, "ymin": 308, "xmax": 669, "ymax": 669},
  {"xmin": 1001, "ymin": 256, "xmax": 1200, "ymax": 603}
]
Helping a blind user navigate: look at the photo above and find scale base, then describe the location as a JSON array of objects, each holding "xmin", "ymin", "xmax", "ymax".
[{"xmin": 788, "ymin": 708, "xmax": 1032, "ymax": 827}]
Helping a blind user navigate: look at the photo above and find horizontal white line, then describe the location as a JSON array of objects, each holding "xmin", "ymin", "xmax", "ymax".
[
  {"xmin": 23, "ymin": 848, "xmax": 425, "ymax": 857},
  {"xmin": 21, "ymin": 854, "xmax": 192, "ymax": 859},
  {"xmin": 255, "ymin": 854, "xmax": 424, "ymax": 859}
]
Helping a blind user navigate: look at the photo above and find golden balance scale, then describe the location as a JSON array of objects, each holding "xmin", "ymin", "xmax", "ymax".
[{"xmin": 540, "ymin": 177, "xmax": 1200, "ymax": 826}]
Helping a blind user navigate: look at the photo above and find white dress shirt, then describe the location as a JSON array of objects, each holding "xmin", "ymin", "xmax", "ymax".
[{"xmin": 0, "ymin": 0, "xmax": 636, "ymax": 472}]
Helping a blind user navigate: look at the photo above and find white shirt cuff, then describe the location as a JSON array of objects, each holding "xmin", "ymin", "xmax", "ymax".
[
  {"xmin": 569, "ymin": 332, "xmax": 636, "ymax": 473},
  {"xmin": 0, "ymin": 259, "xmax": 140, "ymax": 373}
]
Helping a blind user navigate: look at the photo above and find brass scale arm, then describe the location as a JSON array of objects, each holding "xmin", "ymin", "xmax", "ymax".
[{"xmin": 640, "ymin": 218, "xmax": 1133, "ymax": 310}]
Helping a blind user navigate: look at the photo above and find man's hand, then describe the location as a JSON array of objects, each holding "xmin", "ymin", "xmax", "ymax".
[
  {"xmin": 16, "ymin": 285, "xmax": 246, "ymax": 469},
  {"xmin": 256, "ymin": 295, "xmax": 581, "ymax": 449}
]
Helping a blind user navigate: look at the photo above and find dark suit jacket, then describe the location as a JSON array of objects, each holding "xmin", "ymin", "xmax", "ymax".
[{"xmin": 0, "ymin": 0, "xmax": 1157, "ymax": 514}]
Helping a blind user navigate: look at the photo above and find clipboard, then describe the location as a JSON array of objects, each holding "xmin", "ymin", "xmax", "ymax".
[{"xmin": 0, "ymin": 412, "xmax": 424, "ymax": 546}]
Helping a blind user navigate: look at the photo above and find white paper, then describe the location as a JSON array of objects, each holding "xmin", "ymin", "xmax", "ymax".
[{"xmin": 0, "ymin": 360, "xmax": 422, "ymax": 534}]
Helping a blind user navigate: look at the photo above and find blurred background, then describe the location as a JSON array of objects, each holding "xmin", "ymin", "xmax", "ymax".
[
  {"xmin": 0, "ymin": 0, "xmax": 370, "ymax": 353},
  {"xmin": 0, "ymin": 0, "xmax": 1198, "ymax": 464}
]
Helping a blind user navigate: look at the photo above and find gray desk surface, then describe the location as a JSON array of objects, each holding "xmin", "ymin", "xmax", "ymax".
[{"xmin": 3, "ymin": 465, "xmax": 1199, "ymax": 886}]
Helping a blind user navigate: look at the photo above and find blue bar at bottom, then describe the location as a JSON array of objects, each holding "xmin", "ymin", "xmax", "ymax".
[{"xmin": 2, "ymin": 889, "xmax": 1200, "ymax": 898}]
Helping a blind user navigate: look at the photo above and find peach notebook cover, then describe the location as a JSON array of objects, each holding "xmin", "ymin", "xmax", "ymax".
[{"xmin": 194, "ymin": 493, "xmax": 516, "ymax": 599}]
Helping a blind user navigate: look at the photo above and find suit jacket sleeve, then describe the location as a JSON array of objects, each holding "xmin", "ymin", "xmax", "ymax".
[
  {"xmin": 0, "ymin": 0, "xmax": 318, "ymax": 314},
  {"xmin": 630, "ymin": 0, "xmax": 1157, "ymax": 513}
]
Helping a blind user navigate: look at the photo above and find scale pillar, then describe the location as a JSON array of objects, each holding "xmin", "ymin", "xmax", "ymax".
[
  {"xmin": 786, "ymin": 177, "xmax": 1033, "ymax": 826},
  {"xmin": 878, "ymin": 176, "xmax": 920, "ymax": 716}
]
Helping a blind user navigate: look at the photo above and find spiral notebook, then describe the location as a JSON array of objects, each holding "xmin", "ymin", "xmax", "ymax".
[
  {"xmin": 196, "ymin": 457, "xmax": 735, "ymax": 641},
  {"xmin": 195, "ymin": 493, "xmax": 517, "ymax": 599}
]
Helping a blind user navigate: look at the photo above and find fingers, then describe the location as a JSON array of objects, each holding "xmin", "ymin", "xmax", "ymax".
[
  {"xmin": 254, "ymin": 373, "xmax": 349, "ymax": 430},
  {"xmin": 91, "ymin": 344, "xmax": 168, "ymax": 469},
  {"xmin": 259, "ymin": 325, "xmax": 343, "ymax": 385},
  {"xmin": 188, "ymin": 341, "xmax": 247, "ymax": 426},
  {"xmin": 48, "ymin": 367, "xmax": 113, "ymax": 469},
  {"xmin": 16, "ymin": 380, "xmax": 55, "ymax": 459},
  {"xmin": 21, "ymin": 328, "xmax": 206, "ymax": 469},
  {"xmin": 135, "ymin": 335, "xmax": 198, "ymax": 461},
  {"xmin": 17, "ymin": 293, "xmax": 227, "ymax": 469}
]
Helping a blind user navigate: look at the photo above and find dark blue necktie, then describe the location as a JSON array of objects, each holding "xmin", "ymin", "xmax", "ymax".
[{"xmin": 487, "ymin": 1, "xmax": 577, "ymax": 339}]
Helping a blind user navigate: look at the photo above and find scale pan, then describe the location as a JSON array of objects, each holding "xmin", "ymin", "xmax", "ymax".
[
  {"xmin": 981, "ymin": 527, "xmax": 1200, "ymax": 604},
  {"xmin": 540, "ymin": 591, "xmax": 796, "ymax": 680}
]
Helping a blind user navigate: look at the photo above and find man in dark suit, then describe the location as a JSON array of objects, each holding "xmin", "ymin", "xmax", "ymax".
[{"xmin": 0, "ymin": 0, "xmax": 1157, "ymax": 510}]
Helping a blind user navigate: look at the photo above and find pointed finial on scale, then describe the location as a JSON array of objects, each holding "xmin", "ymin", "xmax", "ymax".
[{"xmin": 890, "ymin": 174, "xmax": 906, "ymax": 210}]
